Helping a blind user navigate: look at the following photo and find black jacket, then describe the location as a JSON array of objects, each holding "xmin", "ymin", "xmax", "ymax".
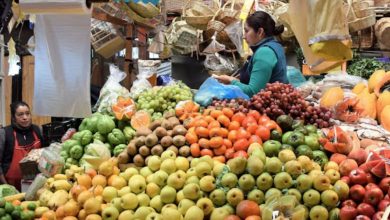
[{"xmin": 0, "ymin": 124, "xmax": 43, "ymax": 175}]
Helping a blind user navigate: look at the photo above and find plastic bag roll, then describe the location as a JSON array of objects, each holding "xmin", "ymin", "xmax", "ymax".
[{"xmin": 19, "ymin": 0, "xmax": 92, "ymax": 14}]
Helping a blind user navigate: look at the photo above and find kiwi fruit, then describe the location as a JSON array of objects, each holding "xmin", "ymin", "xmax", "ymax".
[
  {"xmin": 139, "ymin": 145, "xmax": 150, "ymax": 157},
  {"xmin": 172, "ymin": 125, "xmax": 187, "ymax": 136},
  {"xmin": 160, "ymin": 136, "xmax": 173, "ymax": 147},
  {"xmin": 167, "ymin": 146, "xmax": 179, "ymax": 155},
  {"xmin": 168, "ymin": 117, "xmax": 180, "ymax": 127},
  {"xmin": 117, "ymin": 151, "xmax": 129, "ymax": 164},
  {"xmin": 151, "ymin": 145, "xmax": 164, "ymax": 156},
  {"xmin": 173, "ymin": 135, "xmax": 186, "ymax": 147},
  {"xmin": 135, "ymin": 136, "xmax": 146, "ymax": 147},
  {"xmin": 163, "ymin": 111, "xmax": 176, "ymax": 119},
  {"xmin": 133, "ymin": 154, "xmax": 145, "ymax": 167},
  {"xmin": 154, "ymin": 127, "xmax": 168, "ymax": 138},
  {"xmin": 161, "ymin": 120, "xmax": 174, "ymax": 130},
  {"xmin": 144, "ymin": 156, "xmax": 151, "ymax": 165},
  {"xmin": 149, "ymin": 119, "xmax": 163, "ymax": 130},
  {"xmin": 145, "ymin": 133, "xmax": 159, "ymax": 147},
  {"xmin": 179, "ymin": 145, "xmax": 190, "ymax": 157},
  {"xmin": 136, "ymin": 127, "xmax": 153, "ymax": 137},
  {"xmin": 127, "ymin": 142, "xmax": 137, "ymax": 156}
]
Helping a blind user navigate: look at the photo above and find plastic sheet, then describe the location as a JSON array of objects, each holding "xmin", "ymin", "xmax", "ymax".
[
  {"xmin": 286, "ymin": 66, "xmax": 306, "ymax": 88},
  {"xmin": 194, "ymin": 77, "xmax": 249, "ymax": 106},
  {"xmin": 204, "ymin": 53, "xmax": 236, "ymax": 72},
  {"xmin": 225, "ymin": 20, "xmax": 244, "ymax": 56}
]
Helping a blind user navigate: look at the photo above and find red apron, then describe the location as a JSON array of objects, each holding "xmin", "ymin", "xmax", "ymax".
[{"xmin": 5, "ymin": 130, "xmax": 41, "ymax": 191}]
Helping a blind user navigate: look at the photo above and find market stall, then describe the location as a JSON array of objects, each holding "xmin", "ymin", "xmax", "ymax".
[{"xmin": 0, "ymin": 0, "xmax": 390, "ymax": 220}]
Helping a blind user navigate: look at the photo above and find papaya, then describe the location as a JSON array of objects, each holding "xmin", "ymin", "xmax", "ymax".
[
  {"xmin": 357, "ymin": 90, "xmax": 377, "ymax": 119},
  {"xmin": 374, "ymin": 73, "xmax": 390, "ymax": 96},
  {"xmin": 380, "ymin": 105, "xmax": 390, "ymax": 132},
  {"xmin": 377, "ymin": 91, "xmax": 390, "ymax": 122},
  {"xmin": 368, "ymin": 69, "xmax": 386, "ymax": 92},
  {"xmin": 320, "ymin": 87, "xmax": 344, "ymax": 108},
  {"xmin": 130, "ymin": 110, "xmax": 152, "ymax": 130}
]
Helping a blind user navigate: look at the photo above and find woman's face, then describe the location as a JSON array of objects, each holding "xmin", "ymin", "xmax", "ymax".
[
  {"xmin": 14, "ymin": 105, "xmax": 32, "ymax": 128},
  {"xmin": 244, "ymin": 23, "xmax": 265, "ymax": 46}
]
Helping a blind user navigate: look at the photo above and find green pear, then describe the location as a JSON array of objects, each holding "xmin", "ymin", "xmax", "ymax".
[
  {"xmin": 209, "ymin": 189, "xmax": 226, "ymax": 207},
  {"xmin": 122, "ymin": 167, "xmax": 139, "ymax": 181},
  {"xmin": 160, "ymin": 186, "xmax": 177, "ymax": 204},
  {"xmin": 184, "ymin": 206, "xmax": 204, "ymax": 220},
  {"xmin": 265, "ymin": 157, "xmax": 282, "ymax": 174},
  {"xmin": 199, "ymin": 155, "xmax": 214, "ymax": 169},
  {"xmin": 185, "ymin": 176, "xmax": 200, "ymax": 185},
  {"xmin": 162, "ymin": 204, "xmax": 178, "ymax": 212},
  {"xmin": 195, "ymin": 162, "xmax": 212, "ymax": 178},
  {"xmin": 250, "ymin": 148, "xmax": 266, "ymax": 164},
  {"xmin": 175, "ymin": 156, "xmax": 190, "ymax": 171},
  {"xmin": 309, "ymin": 205, "xmax": 328, "ymax": 220},
  {"xmin": 313, "ymin": 175, "xmax": 331, "ymax": 192},
  {"xmin": 153, "ymin": 170, "xmax": 169, "ymax": 187},
  {"xmin": 284, "ymin": 160, "xmax": 303, "ymax": 178},
  {"xmin": 296, "ymin": 174, "xmax": 313, "ymax": 193},
  {"xmin": 295, "ymin": 204, "xmax": 309, "ymax": 220},
  {"xmin": 320, "ymin": 190, "xmax": 339, "ymax": 208},
  {"xmin": 111, "ymin": 198, "xmax": 123, "ymax": 213},
  {"xmin": 297, "ymin": 155, "xmax": 314, "ymax": 173},
  {"xmin": 329, "ymin": 208, "xmax": 340, "ymax": 220},
  {"xmin": 183, "ymin": 183, "xmax": 200, "ymax": 200},
  {"xmin": 303, "ymin": 189, "xmax": 321, "ymax": 207},
  {"xmin": 147, "ymin": 155, "xmax": 161, "ymax": 171},
  {"xmin": 161, "ymin": 150, "xmax": 176, "ymax": 161},
  {"xmin": 160, "ymin": 159, "xmax": 177, "ymax": 174},
  {"xmin": 146, "ymin": 183, "xmax": 161, "ymax": 198},
  {"xmin": 150, "ymin": 195, "xmax": 163, "ymax": 212},
  {"xmin": 212, "ymin": 162, "xmax": 226, "ymax": 176},
  {"xmin": 176, "ymin": 190, "xmax": 185, "ymax": 203},
  {"xmin": 129, "ymin": 175, "xmax": 147, "ymax": 194},
  {"xmin": 226, "ymin": 188, "xmax": 244, "ymax": 207},
  {"xmin": 247, "ymin": 189, "xmax": 265, "ymax": 205},
  {"xmin": 246, "ymin": 156, "xmax": 264, "ymax": 176},
  {"xmin": 265, "ymin": 188, "xmax": 282, "ymax": 202},
  {"xmin": 190, "ymin": 158, "xmax": 200, "ymax": 168},
  {"xmin": 186, "ymin": 168, "xmax": 197, "ymax": 178},
  {"xmin": 167, "ymin": 172, "xmax": 186, "ymax": 190},
  {"xmin": 118, "ymin": 186, "xmax": 131, "ymax": 197},
  {"xmin": 222, "ymin": 204, "xmax": 234, "ymax": 215},
  {"xmin": 227, "ymin": 157, "xmax": 247, "ymax": 175},
  {"xmin": 199, "ymin": 176, "xmax": 216, "ymax": 192},
  {"xmin": 221, "ymin": 172, "xmax": 238, "ymax": 188},
  {"xmin": 290, "ymin": 205, "xmax": 307, "ymax": 220},
  {"xmin": 309, "ymin": 170, "xmax": 323, "ymax": 179},
  {"xmin": 102, "ymin": 206, "xmax": 119, "ymax": 220},
  {"xmin": 273, "ymin": 172, "xmax": 293, "ymax": 189},
  {"xmin": 178, "ymin": 199, "xmax": 195, "ymax": 215},
  {"xmin": 137, "ymin": 193, "xmax": 150, "ymax": 207},
  {"xmin": 162, "ymin": 208, "xmax": 182, "ymax": 220},
  {"xmin": 134, "ymin": 207, "xmax": 155, "ymax": 220},
  {"xmin": 209, "ymin": 208, "xmax": 230, "ymax": 220},
  {"xmin": 238, "ymin": 174, "xmax": 256, "ymax": 192},
  {"xmin": 278, "ymin": 149, "xmax": 296, "ymax": 163},
  {"xmin": 333, "ymin": 180, "xmax": 349, "ymax": 201},
  {"xmin": 196, "ymin": 198, "xmax": 214, "ymax": 215},
  {"xmin": 121, "ymin": 193, "xmax": 138, "ymax": 210},
  {"xmin": 256, "ymin": 172, "xmax": 273, "ymax": 191},
  {"xmin": 140, "ymin": 167, "xmax": 153, "ymax": 178},
  {"xmin": 279, "ymin": 195, "xmax": 299, "ymax": 212},
  {"xmin": 287, "ymin": 189, "xmax": 302, "ymax": 202}
]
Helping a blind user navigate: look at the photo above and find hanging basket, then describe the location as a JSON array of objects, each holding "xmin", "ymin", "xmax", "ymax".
[
  {"xmin": 207, "ymin": 9, "xmax": 226, "ymax": 32},
  {"xmin": 217, "ymin": 0, "xmax": 239, "ymax": 26},
  {"xmin": 128, "ymin": 1, "xmax": 160, "ymax": 19},
  {"xmin": 349, "ymin": 15, "xmax": 376, "ymax": 32},
  {"xmin": 182, "ymin": 0, "xmax": 214, "ymax": 30}
]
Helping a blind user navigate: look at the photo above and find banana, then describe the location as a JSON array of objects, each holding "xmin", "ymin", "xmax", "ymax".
[
  {"xmin": 50, "ymin": 180, "xmax": 72, "ymax": 191},
  {"xmin": 54, "ymin": 174, "xmax": 68, "ymax": 181},
  {"xmin": 35, "ymin": 207, "xmax": 50, "ymax": 218}
]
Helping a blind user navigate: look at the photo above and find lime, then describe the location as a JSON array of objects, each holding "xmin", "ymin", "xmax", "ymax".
[
  {"xmin": 0, "ymin": 198, "xmax": 5, "ymax": 208},
  {"xmin": 26, "ymin": 203, "xmax": 36, "ymax": 211},
  {"xmin": 3, "ymin": 203, "xmax": 13, "ymax": 214},
  {"xmin": 0, "ymin": 214, "xmax": 12, "ymax": 220},
  {"xmin": 11, "ymin": 210, "xmax": 21, "ymax": 219}
]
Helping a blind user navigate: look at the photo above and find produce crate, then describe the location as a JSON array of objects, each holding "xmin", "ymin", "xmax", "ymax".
[{"xmin": 42, "ymin": 119, "xmax": 79, "ymax": 146}]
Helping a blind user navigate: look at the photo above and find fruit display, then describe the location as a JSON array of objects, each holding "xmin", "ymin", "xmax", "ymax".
[
  {"xmin": 135, "ymin": 82, "xmax": 193, "ymax": 120},
  {"xmin": 249, "ymin": 82, "xmax": 333, "ymax": 128},
  {"xmin": 118, "ymin": 112, "xmax": 190, "ymax": 167},
  {"xmin": 210, "ymin": 98, "xmax": 250, "ymax": 113},
  {"xmin": 0, "ymin": 198, "xmax": 37, "ymax": 220}
]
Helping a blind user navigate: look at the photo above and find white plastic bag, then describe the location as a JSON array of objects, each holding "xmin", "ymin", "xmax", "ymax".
[
  {"xmin": 224, "ymin": 20, "xmax": 244, "ymax": 56},
  {"xmin": 94, "ymin": 64, "xmax": 129, "ymax": 114},
  {"xmin": 204, "ymin": 53, "xmax": 236, "ymax": 72}
]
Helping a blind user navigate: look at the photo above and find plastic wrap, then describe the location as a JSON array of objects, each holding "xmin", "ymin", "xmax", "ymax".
[
  {"xmin": 286, "ymin": 66, "xmax": 306, "ymax": 88},
  {"xmin": 130, "ymin": 60, "xmax": 161, "ymax": 98},
  {"xmin": 224, "ymin": 20, "xmax": 244, "ymax": 56},
  {"xmin": 204, "ymin": 53, "xmax": 236, "ymax": 72},
  {"xmin": 94, "ymin": 64, "xmax": 129, "ymax": 114},
  {"xmin": 262, "ymin": 195, "xmax": 304, "ymax": 220},
  {"xmin": 194, "ymin": 77, "xmax": 249, "ymax": 106},
  {"xmin": 79, "ymin": 141, "xmax": 111, "ymax": 170},
  {"xmin": 38, "ymin": 143, "xmax": 65, "ymax": 177},
  {"xmin": 203, "ymin": 33, "xmax": 226, "ymax": 54}
]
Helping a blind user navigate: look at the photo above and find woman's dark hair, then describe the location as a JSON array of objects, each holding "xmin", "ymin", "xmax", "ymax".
[
  {"xmin": 10, "ymin": 101, "xmax": 30, "ymax": 119},
  {"xmin": 246, "ymin": 11, "xmax": 284, "ymax": 37}
]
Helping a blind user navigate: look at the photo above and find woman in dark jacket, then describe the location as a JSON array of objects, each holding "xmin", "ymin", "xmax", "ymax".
[
  {"xmin": 0, "ymin": 101, "xmax": 43, "ymax": 190},
  {"xmin": 214, "ymin": 11, "xmax": 288, "ymax": 97}
]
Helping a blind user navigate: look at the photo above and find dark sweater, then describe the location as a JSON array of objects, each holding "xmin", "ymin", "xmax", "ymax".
[{"xmin": 0, "ymin": 124, "xmax": 43, "ymax": 175}]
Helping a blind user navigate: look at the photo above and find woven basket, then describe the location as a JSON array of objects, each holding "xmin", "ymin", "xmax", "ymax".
[
  {"xmin": 355, "ymin": 8, "xmax": 375, "ymax": 18},
  {"xmin": 207, "ymin": 9, "xmax": 226, "ymax": 32},
  {"xmin": 349, "ymin": 15, "xmax": 376, "ymax": 32},
  {"xmin": 360, "ymin": 26, "xmax": 374, "ymax": 48},
  {"xmin": 128, "ymin": 1, "xmax": 160, "ymax": 18},
  {"xmin": 120, "ymin": 3, "xmax": 158, "ymax": 29},
  {"xmin": 165, "ymin": 0, "xmax": 186, "ymax": 13},
  {"xmin": 217, "ymin": 0, "xmax": 239, "ymax": 26},
  {"xmin": 183, "ymin": 0, "xmax": 214, "ymax": 30},
  {"xmin": 352, "ymin": 1, "xmax": 370, "ymax": 11}
]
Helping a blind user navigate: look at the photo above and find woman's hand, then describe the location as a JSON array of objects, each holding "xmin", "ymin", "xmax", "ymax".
[{"xmin": 213, "ymin": 74, "xmax": 237, "ymax": 84}]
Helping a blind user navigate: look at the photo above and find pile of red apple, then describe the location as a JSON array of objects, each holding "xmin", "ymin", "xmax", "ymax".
[{"xmin": 337, "ymin": 148, "xmax": 390, "ymax": 220}]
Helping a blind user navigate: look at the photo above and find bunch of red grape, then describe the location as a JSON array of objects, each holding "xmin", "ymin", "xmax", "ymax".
[
  {"xmin": 249, "ymin": 82, "xmax": 332, "ymax": 128},
  {"xmin": 210, "ymin": 98, "xmax": 250, "ymax": 113}
]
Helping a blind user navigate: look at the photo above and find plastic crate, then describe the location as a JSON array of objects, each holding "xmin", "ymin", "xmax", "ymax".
[{"xmin": 42, "ymin": 119, "xmax": 80, "ymax": 146}]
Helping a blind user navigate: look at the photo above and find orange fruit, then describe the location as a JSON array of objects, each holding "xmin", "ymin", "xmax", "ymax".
[
  {"xmin": 131, "ymin": 110, "xmax": 152, "ymax": 130},
  {"xmin": 12, "ymin": 200, "xmax": 21, "ymax": 206},
  {"xmin": 77, "ymin": 174, "xmax": 92, "ymax": 189},
  {"xmin": 222, "ymin": 107, "xmax": 234, "ymax": 119},
  {"xmin": 85, "ymin": 169, "xmax": 97, "ymax": 179},
  {"xmin": 249, "ymin": 135, "xmax": 263, "ymax": 145},
  {"xmin": 228, "ymin": 121, "xmax": 240, "ymax": 131},
  {"xmin": 200, "ymin": 148, "xmax": 214, "ymax": 157},
  {"xmin": 228, "ymin": 130, "xmax": 238, "ymax": 143},
  {"xmin": 246, "ymin": 123, "xmax": 258, "ymax": 135},
  {"xmin": 255, "ymin": 126, "xmax": 270, "ymax": 141},
  {"xmin": 233, "ymin": 139, "xmax": 250, "ymax": 151},
  {"xmin": 194, "ymin": 119, "xmax": 208, "ymax": 128},
  {"xmin": 231, "ymin": 112, "xmax": 246, "ymax": 124},
  {"xmin": 247, "ymin": 110, "xmax": 261, "ymax": 121},
  {"xmin": 195, "ymin": 127, "xmax": 209, "ymax": 138},
  {"xmin": 213, "ymin": 145, "xmax": 227, "ymax": 156},
  {"xmin": 92, "ymin": 174, "xmax": 107, "ymax": 187},
  {"xmin": 223, "ymin": 139, "xmax": 233, "ymax": 148},
  {"xmin": 220, "ymin": 128, "xmax": 229, "ymax": 138},
  {"xmin": 71, "ymin": 184, "xmax": 87, "ymax": 200},
  {"xmin": 209, "ymin": 127, "xmax": 222, "ymax": 138},
  {"xmin": 225, "ymin": 148, "xmax": 235, "ymax": 159},
  {"xmin": 209, "ymin": 136, "xmax": 224, "ymax": 149},
  {"xmin": 236, "ymin": 200, "xmax": 261, "ymax": 219},
  {"xmin": 242, "ymin": 116, "xmax": 257, "ymax": 128},
  {"xmin": 204, "ymin": 115, "xmax": 215, "ymax": 124},
  {"xmin": 199, "ymin": 138, "xmax": 210, "ymax": 149},
  {"xmin": 186, "ymin": 132, "xmax": 199, "ymax": 145},
  {"xmin": 210, "ymin": 110, "xmax": 224, "ymax": 119},
  {"xmin": 258, "ymin": 115, "xmax": 270, "ymax": 125},
  {"xmin": 217, "ymin": 115, "xmax": 230, "ymax": 127},
  {"xmin": 245, "ymin": 216, "xmax": 262, "ymax": 220},
  {"xmin": 237, "ymin": 128, "xmax": 250, "ymax": 139},
  {"xmin": 190, "ymin": 143, "xmax": 201, "ymax": 157},
  {"xmin": 42, "ymin": 211, "xmax": 57, "ymax": 220},
  {"xmin": 208, "ymin": 120, "xmax": 221, "ymax": 129}
]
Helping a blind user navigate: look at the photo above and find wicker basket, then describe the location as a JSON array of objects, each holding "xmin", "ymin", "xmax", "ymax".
[
  {"xmin": 91, "ymin": 19, "xmax": 125, "ymax": 59},
  {"xmin": 128, "ymin": 1, "xmax": 160, "ymax": 19},
  {"xmin": 349, "ymin": 15, "xmax": 376, "ymax": 32},
  {"xmin": 217, "ymin": 0, "xmax": 239, "ymax": 26},
  {"xmin": 360, "ymin": 26, "xmax": 374, "ymax": 48},
  {"xmin": 352, "ymin": 1, "xmax": 370, "ymax": 11},
  {"xmin": 165, "ymin": 0, "xmax": 186, "ymax": 13},
  {"xmin": 182, "ymin": 0, "xmax": 214, "ymax": 30},
  {"xmin": 207, "ymin": 9, "xmax": 226, "ymax": 32}
]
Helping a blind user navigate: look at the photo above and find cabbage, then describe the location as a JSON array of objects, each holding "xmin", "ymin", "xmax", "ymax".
[
  {"xmin": 80, "ymin": 142, "xmax": 111, "ymax": 169},
  {"xmin": 0, "ymin": 184, "xmax": 19, "ymax": 197}
]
